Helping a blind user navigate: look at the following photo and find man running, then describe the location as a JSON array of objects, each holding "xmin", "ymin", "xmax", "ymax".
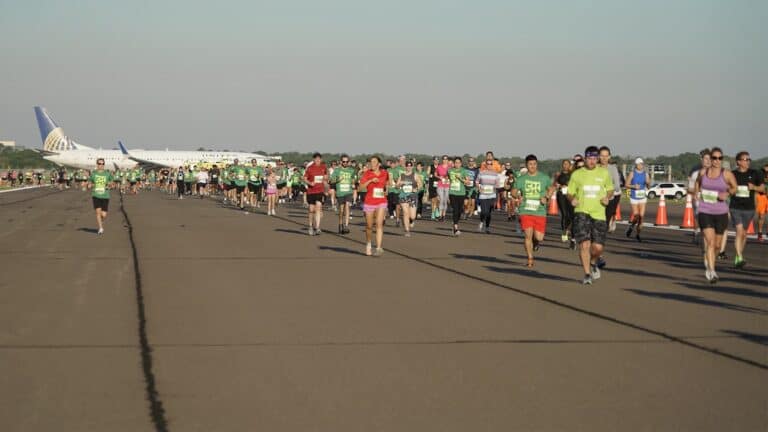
[
  {"xmin": 447, "ymin": 157, "xmax": 470, "ymax": 236},
  {"xmin": 247, "ymin": 159, "xmax": 264, "ymax": 209},
  {"xmin": 757, "ymin": 163, "xmax": 768, "ymax": 241},
  {"xmin": 304, "ymin": 152, "xmax": 328, "ymax": 235},
  {"xmin": 513, "ymin": 155, "xmax": 554, "ymax": 267},
  {"xmin": 330, "ymin": 154, "xmax": 357, "ymax": 234},
  {"xmin": 87, "ymin": 158, "xmax": 114, "ymax": 235},
  {"xmin": 599, "ymin": 146, "xmax": 623, "ymax": 233},
  {"xmin": 729, "ymin": 151, "xmax": 764, "ymax": 268},
  {"xmin": 476, "ymin": 159, "xmax": 501, "ymax": 234},
  {"xmin": 568, "ymin": 146, "xmax": 615, "ymax": 284},
  {"xmin": 464, "ymin": 157, "xmax": 479, "ymax": 219},
  {"xmin": 230, "ymin": 159, "xmax": 248, "ymax": 210}
]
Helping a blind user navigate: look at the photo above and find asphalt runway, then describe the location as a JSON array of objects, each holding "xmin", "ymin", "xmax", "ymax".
[{"xmin": 1, "ymin": 187, "xmax": 766, "ymax": 431}]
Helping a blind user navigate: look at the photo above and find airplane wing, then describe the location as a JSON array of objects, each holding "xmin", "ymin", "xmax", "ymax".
[
  {"xmin": 34, "ymin": 149, "xmax": 60, "ymax": 156},
  {"xmin": 118, "ymin": 141, "xmax": 169, "ymax": 170}
]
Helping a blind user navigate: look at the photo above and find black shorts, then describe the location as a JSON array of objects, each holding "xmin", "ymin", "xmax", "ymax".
[
  {"xmin": 210, "ymin": 178, "xmax": 219, "ymax": 185},
  {"xmin": 466, "ymin": 189, "xmax": 478, "ymax": 199},
  {"xmin": 698, "ymin": 213, "xmax": 728, "ymax": 235},
  {"xmin": 235, "ymin": 185, "xmax": 246, "ymax": 194},
  {"xmin": 307, "ymin": 193, "xmax": 325, "ymax": 205},
  {"xmin": 336, "ymin": 194, "xmax": 353, "ymax": 205},
  {"xmin": 276, "ymin": 182, "xmax": 287, "ymax": 189},
  {"xmin": 573, "ymin": 213, "xmax": 608, "ymax": 245},
  {"xmin": 605, "ymin": 195, "xmax": 621, "ymax": 220},
  {"xmin": 428, "ymin": 188, "xmax": 438, "ymax": 199},
  {"xmin": 92, "ymin": 197, "xmax": 109, "ymax": 211},
  {"xmin": 130, "ymin": 181, "xmax": 137, "ymax": 186},
  {"xmin": 248, "ymin": 183, "xmax": 262, "ymax": 193}
]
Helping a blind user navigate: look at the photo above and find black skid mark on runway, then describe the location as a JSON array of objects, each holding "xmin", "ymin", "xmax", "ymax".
[{"xmin": 119, "ymin": 194, "xmax": 169, "ymax": 432}]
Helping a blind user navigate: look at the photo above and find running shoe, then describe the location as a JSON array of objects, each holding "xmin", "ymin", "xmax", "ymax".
[
  {"xmin": 625, "ymin": 225, "xmax": 633, "ymax": 238},
  {"xmin": 596, "ymin": 257, "xmax": 606, "ymax": 269},
  {"xmin": 590, "ymin": 264, "xmax": 601, "ymax": 280},
  {"xmin": 374, "ymin": 247, "xmax": 384, "ymax": 257},
  {"xmin": 478, "ymin": 222, "xmax": 484, "ymax": 232},
  {"xmin": 307, "ymin": 227, "xmax": 315, "ymax": 236},
  {"xmin": 569, "ymin": 239, "xmax": 577, "ymax": 250},
  {"xmin": 533, "ymin": 239, "xmax": 540, "ymax": 252},
  {"xmin": 734, "ymin": 256, "xmax": 746, "ymax": 269},
  {"xmin": 365, "ymin": 243, "xmax": 372, "ymax": 256},
  {"xmin": 718, "ymin": 252, "xmax": 728, "ymax": 260},
  {"xmin": 395, "ymin": 219, "xmax": 401, "ymax": 227},
  {"xmin": 485, "ymin": 228, "xmax": 491, "ymax": 234},
  {"xmin": 404, "ymin": 231, "xmax": 411, "ymax": 238},
  {"xmin": 342, "ymin": 225, "xmax": 350, "ymax": 234},
  {"xmin": 97, "ymin": 228, "xmax": 104, "ymax": 235},
  {"xmin": 581, "ymin": 274, "xmax": 594, "ymax": 285},
  {"xmin": 710, "ymin": 271, "xmax": 719, "ymax": 284},
  {"xmin": 315, "ymin": 228, "xmax": 322, "ymax": 235},
  {"xmin": 705, "ymin": 269, "xmax": 713, "ymax": 282},
  {"xmin": 609, "ymin": 219, "xmax": 616, "ymax": 233}
]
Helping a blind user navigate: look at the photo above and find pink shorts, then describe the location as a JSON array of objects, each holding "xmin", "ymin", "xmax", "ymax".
[
  {"xmin": 363, "ymin": 203, "xmax": 388, "ymax": 213},
  {"xmin": 266, "ymin": 185, "xmax": 277, "ymax": 195}
]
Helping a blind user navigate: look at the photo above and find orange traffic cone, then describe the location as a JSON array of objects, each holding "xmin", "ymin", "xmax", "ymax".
[
  {"xmin": 747, "ymin": 220, "xmax": 755, "ymax": 235},
  {"xmin": 614, "ymin": 199, "xmax": 622, "ymax": 221},
  {"xmin": 654, "ymin": 193, "xmax": 669, "ymax": 226},
  {"xmin": 680, "ymin": 194, "xmax": 695, "ymax": 229},
  {"xmin": 547, "ymin": 192, "xmax": 559, "ymax": 215}
]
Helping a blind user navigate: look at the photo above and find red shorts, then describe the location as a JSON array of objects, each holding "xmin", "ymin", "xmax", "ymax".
[{"xmin": 519, "ymin": 215, "xmax": 547, "ymax": 233}]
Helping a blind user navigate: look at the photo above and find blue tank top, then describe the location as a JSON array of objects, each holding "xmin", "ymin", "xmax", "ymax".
[{"xmin": 629, "ymin": 169, "xmax": 648, "ymax": 199}]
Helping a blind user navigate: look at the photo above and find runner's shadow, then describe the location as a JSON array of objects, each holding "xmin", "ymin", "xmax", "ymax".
[
  {"xmin": 485, "ymin": 265, "xmax": 573, "ymax": 282},
  {"xmin": 450, "ymin": 253, "xmax": 513, "ymax": 264},
  {"xmin": 720, "ymin": 329, "xmax": 768, "ymax": 346},
  {"xmin": 274, "ymin": 228, "xmax": 308, "ymax": 236},
  {"xmin": 625, "ymin": 288, "xmax": 768, "ymax": 315},
  {"xmin": 676, "ymin": 281, "xmax": 768, "ymax": 299},
  {"xmin": 318, "ymin": 245, "xmax": 361, "ymax": 256},
  {"xmin": 77, "ymin": 227, "xmax": 99, "ymax": 234}
]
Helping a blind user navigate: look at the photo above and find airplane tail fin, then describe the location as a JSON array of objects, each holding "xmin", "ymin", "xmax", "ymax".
[{"xmin": 33, "ymin": 106, "xmax": 93, "ymax": 152}]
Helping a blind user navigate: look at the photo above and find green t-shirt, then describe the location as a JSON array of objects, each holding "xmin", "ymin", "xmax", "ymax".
[
  {"xmin": 448, "ymin": 167, "xmax": 469, "ymax": 196},
  {"xmin": 290, "ymin": 169, "xmax": 304, "ymax": 185},
  {"xmin": 514, "ymin": 172, "xmax": 551, "ymax": 216},
  {"xmin": 247, "ymin": 166, "xmax": 264, "ymax": 184},
  {"xmin": 274, "ymin": 167, "xmax": 288, "ymax": 184},
  {"xmin": 184, "ymin": 170, "xmax": 195, "ymax": 182},
  {"xmin": 231, "ymin": 165, "xmax": 247, "ymax": 186},
  {"xmin": 330, "ymin": 167, "xmax": 357, "ymax": 196},
  {"xmin": 90, "ymin": 170, "xmax": 113, "ymax": 199},
  {"xmin": 387, "ymin": 166, "xmax": 403, "ymax": 194},
  {"xmin": 568, "ymin": 166, "xmax": 614, "ymax": 221}
]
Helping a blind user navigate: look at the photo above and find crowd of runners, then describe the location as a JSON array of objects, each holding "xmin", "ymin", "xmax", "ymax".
[{"xmin": 71, "ymin": 146, "xmax": 767, "ymax": 284}]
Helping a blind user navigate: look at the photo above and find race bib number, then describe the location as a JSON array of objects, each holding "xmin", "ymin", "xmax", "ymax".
[
  {"xmin": 560, "ymin": 186, "xmax": 568, "ymax": 195},
  {"xmin": 583, "ymin": 185, "xmax": 600, "ymax": 199},
  {"xmin": 339, "ymin": 183, "xmax": 351, "ymax": 193},
  {"xmin": 701, "ymin": 189, "xmax": 718, "ymax": 203},
  {"xmin": 450, "ymin": 181, "xmax": 461, "ymax": 192},
  {"xmin": 481, "ymin": 184, "xmax": 495, "ymax": 195},
  {"xmin": 95, "ymin": 186, "xmax": 105, "ymax": 194},
  {"xmin": 314, "ymin": 175, "xmax": 324, "ymax": 184},
  {"xmin": 402, "ymin": 184, "xmax": 413, "ymax": 194},
  {"xmin": 524, "ymin": 198, "xmax": 541, "ymax": 211},
  {"xmin": 237, "ymin": 174, "xmax": 245, "ymax": 181},
  {"xmin": 736, "ymin": 185, "xmax": 749, "ymax": 198},
  {"xmin": 635, "ymin": 189, "xmax": 646, "ymax": 199},
  {"xmin": 372, "ymin": 187, "xmax": 385, "ymax": 199},
  {"xmin": 432, "ymin": 181, "xmax": 438, "ymax": 188}
]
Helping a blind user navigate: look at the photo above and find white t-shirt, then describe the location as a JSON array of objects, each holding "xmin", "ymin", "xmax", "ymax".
[{"xmin": 196, "ymin": 171, "xmax": 209, "ymax": 183}]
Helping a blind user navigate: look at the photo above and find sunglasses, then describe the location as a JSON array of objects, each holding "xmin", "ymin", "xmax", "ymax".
[
  {"xmin": 740, "ymin": 158, "xmax": 751, "ymax": 162},
  {"xmin": 711, "ymin": 156, "xmax": 723, "ymax": 160},
  {"xmin": 341, "ymin": 161, "xmax": 349, "ymax": 164}
]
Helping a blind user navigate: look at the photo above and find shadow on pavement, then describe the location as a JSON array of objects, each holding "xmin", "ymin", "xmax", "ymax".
[
  {"xmin": 720, "ymin": 329, "xmax": 768, "ymax": 346},
  {"xmin": 485, "ymin": 265, "xmax": 574, "ymax": 282},
  {"xmin": 625, "ymin": 288, "xmax": 768, "ymax": 315},
  {"xmin": 318, "ymin": 245, "xmax": 361, "ymax": 256},
  {"xmin": 676, "ymin": 281, "xmax": 768, "ymax": 299},
  {"xmin": 77, "ymin": 227, "xmax": 99, "ymax": 234}
]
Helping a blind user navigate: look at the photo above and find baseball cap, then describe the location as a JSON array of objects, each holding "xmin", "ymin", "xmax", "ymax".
[{"xmin": 635, "ymin": 157, "xmax": 644, "ymax": 165}]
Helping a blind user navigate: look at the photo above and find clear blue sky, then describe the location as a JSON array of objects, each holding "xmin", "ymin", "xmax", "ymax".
[{"xmin": 1, "ymin": 0, "xmax": 766, "ymax": 158}]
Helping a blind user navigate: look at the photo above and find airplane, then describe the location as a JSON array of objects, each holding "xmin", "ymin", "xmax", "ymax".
[{"xmin": 34, "ymin": 106, "xmax": 280, "ymax": 170}]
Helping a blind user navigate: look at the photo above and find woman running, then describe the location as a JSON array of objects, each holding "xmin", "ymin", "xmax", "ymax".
[
  {"xmin": 695, "ymin": 147, "xmax": 737, "ymax": 283},
  {"xmin": 265, "ymin": 170, "xmax": 278, "ymax": 215},
  {"xmin": 359, "ymin": 156, "xmax": 389, "ymax": 256},
  {"xmin": 476, "ymin": 159, "xmax": 500, "ymax": 233},
  {"xmin": 625, "ymin": 158, "xmax": 650, "ymax": 241},
  {"xmin": 396, "ymin": 160, "xmax": 422, "ymax": 237},
  {"xmin": 436, "ymin": 155, "xmax": 451, "ymax": 222},
  {"xmin": 448, "ymin": 157, "xmax": 470, "ymax": 236},
  {"xmin": 554, "ymin": 159, "xmax": 574, "ymax": 244}
]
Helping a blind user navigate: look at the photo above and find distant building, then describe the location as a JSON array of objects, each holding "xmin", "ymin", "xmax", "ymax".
[{"xmin": 0, "ymin": 140, "xmax": 16, "ymax": 148}]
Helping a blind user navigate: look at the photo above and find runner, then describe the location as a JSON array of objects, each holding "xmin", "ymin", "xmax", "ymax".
[
  {"xmin": 513, "ymin": 154, "xmax": 554, "ymax": 267},
  {"xmin": 427, "ymin": 157, "xmax": 440, "ymax": 220},
  {"xmin": 729, "ymin": 151, "xmax": 764, "ymax": 268},
  {"xmin": 208, "ymin": 165, "xmax": 220, "ymax": 196},
  {"xmin": 464, "ymin": 157, "xmax": 479, "ymax": 219},
  {"xmin": 568, "ymin": 146, "xmax": 615, "ymax": 284},
  {"xmin": 195, "ymin": 167, "xmax": 209, "ymax": 199},
  {"xmin": 415, "ymin": 161, "xmax": 426, "ymax": 219},
  {"xmin": 387, "ymin": 155, "xmax": 405, "ymax": 225},
  {"xmin": 87, "ymin": 158, "xmax": 113, "ymax": 235},
  {"xmin": 436, "ymin": 155, "xmax": 451, "ymax": 222},
  {"xmin": 230, "ymin": 159, "xmax": 248, "ymax": 210},
  {"xmin": 396, "ymin": 160, "xmax": 422, "ymax": 237},
  {"xmin": 688, "ymin": 149, "xmax": 711, "ymax": 243},
  {"xmin": 329, "ymin": 154, "xmax": 357, "ymax": 234},
  {"xmin": 476, "ymin": 159, "xmax": 501, "ymax": 234},
  {"xmin": 553, "ymin": 159, "xmax": 575, "ymax": 247},
  {"xmin": 503, "ymin": 170, "xmax": 517, "ymax": 221},
  {"xmin": 625, "ymin": 158, "xmax": 650, "ymax": 242},
  {"xmin": 359, "ymin": 156, "xmax": 389, "ymax": 256},
  {"xmin": 695, "ymin": 147, "xmax": 737, "ymax": 283},
  {"xmin": 274, "ymin": 160, "xmax": 289, "ymax": 204},
  {"xmin": 184, "ymin": 165, "xmax": 195, "ymax": 197},
  {"xmin": 176, "ymin": 166, "xmax": 186, "ymax": 199},
  {"xmin": 599, "ymin": 146, "xmax": 623, "ymax": 233},
  {"xmin": 265, "ymin": 169, "xmax": 278, "ymax": 215},
  {"xmin": 757, "ymin": 163, "xmax": 768, "ymax": 241},
  {"xmin": 304, "ymin": 152, "xmax": 328, "ymax": 235},
  {"xmin": 448, "ymin": 157, "xmax": 470, "ymax": 236},
  {"xmin": 247, "ymin": 159, "xmax": 264, "ymax": 209}
]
